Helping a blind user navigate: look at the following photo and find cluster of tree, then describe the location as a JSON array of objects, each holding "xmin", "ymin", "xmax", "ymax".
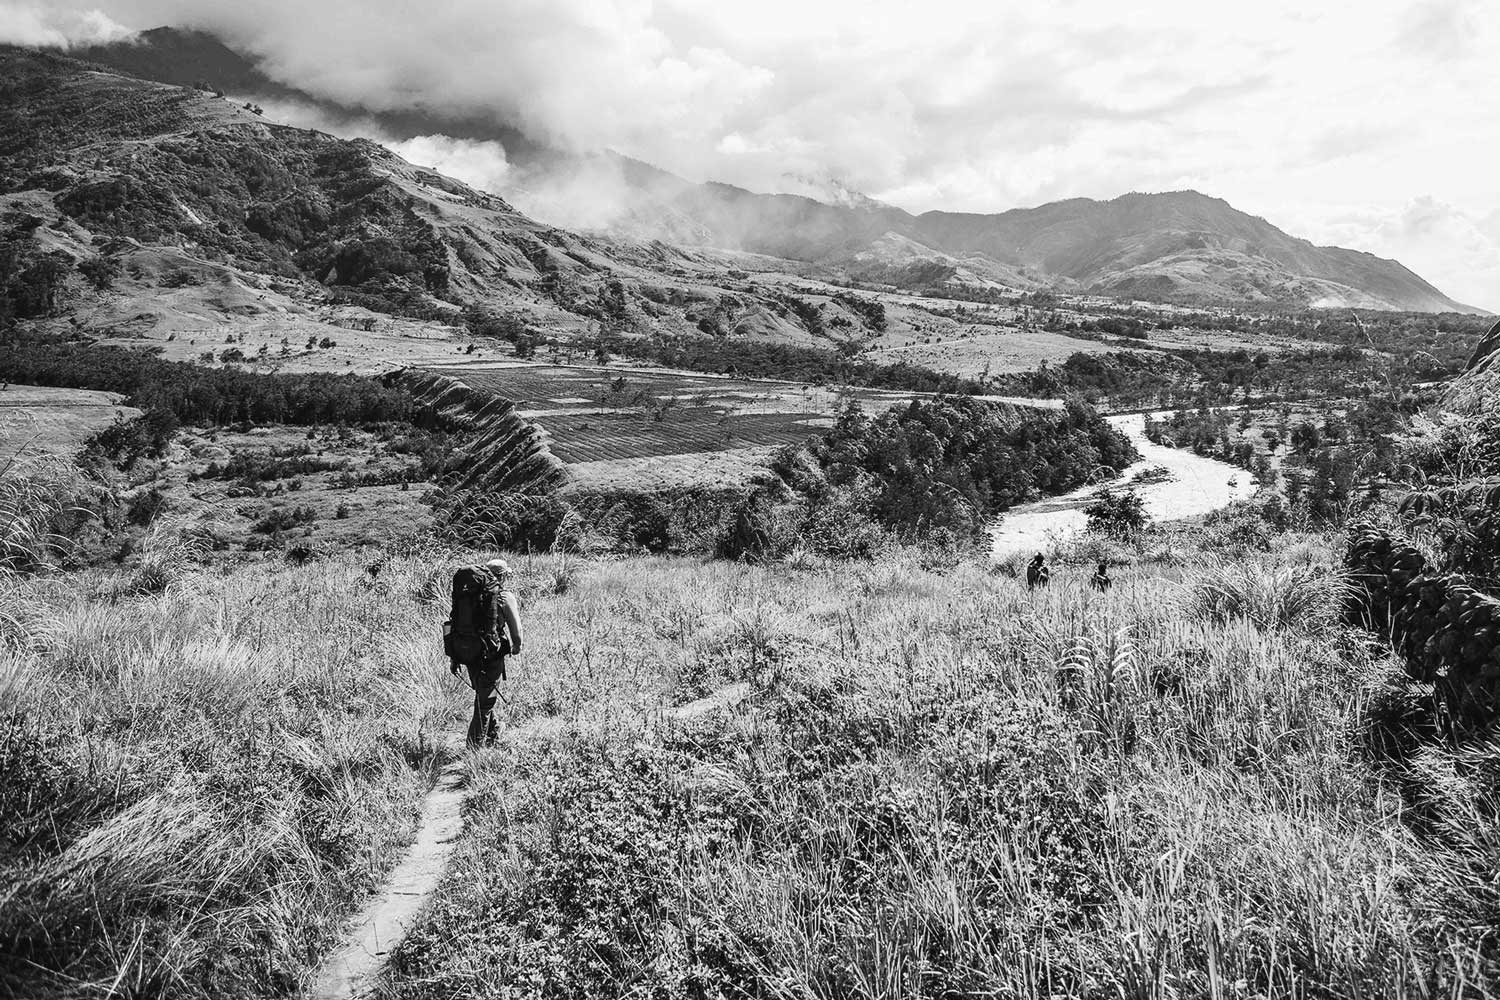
[
  {"xmin": 1146, "ymin": 395, "xmax": 1422, "ymax": 526},
  {"xmin": 605, "ymin": 333, "xmax": 988, "ymax": 395},
  {"xmin": 773, "ymin": 293, "xmax": 824, "ymax": 336},
  {"xmin": 1145, "ymin": 408, "xmax": 1258, "ymax": 472},
  {"xmin": 1, "ymin": 339, "xmax": 414, "ymax": 426},
  {"xmin": 80, "ymin": 408, "xmax": 179, "ymax": 470},
  {"xmin": 1002, "ymin": 345, "xmax": 1439, "ymax": 411},
  {"xmin": 771, "ymin": 396, "xmax": 1138, "ymax": 542},
  {"xmin": 462, "ymin": 305, "xmax": 537, "ymax": 356},
  {"xmin": 192, "ymin": 450, "xmax": 347, "ymax": 485},
  {"xmin": 1, "ymin": 243, "xmax": 72, "ymax": 327},
  {"xmin": 1085, "ymin": 487, "xmax": 1150, "ymax": 535},
  {"xmin": 830, "ymin": 291, "xmax": 889, "ymax": 331},
  {"xmin": 251, "ymin": 503, "xmax": 317, "ymax": 534},
  {"xmin": 1073, "ymin": 316, "xmax": 1149, "ymax": 339}
]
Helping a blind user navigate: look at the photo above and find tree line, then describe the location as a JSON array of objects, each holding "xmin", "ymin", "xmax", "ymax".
[
  {"xmin": 605, "ymin": 333, "xmax": 989, "ymax": 395},
  {"xmin": 1, "ymin": 339, "xmax": 413, "ymax": 427},
  {"xmin": 771, "ymin": 395, "xmax": 1138, "ymax": 543}
]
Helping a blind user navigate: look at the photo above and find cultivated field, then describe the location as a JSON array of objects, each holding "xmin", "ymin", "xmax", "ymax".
[
  {"xmin": 426, "ymin": 363, "xmax": 920, "ymax": 491},
  {"xmin": 0, "ymin": 384, "xmax": 140, "ymax": 464},
  {"xmin": 864, "ymin": 326, "xmax": 1115, "ymax": 375}
]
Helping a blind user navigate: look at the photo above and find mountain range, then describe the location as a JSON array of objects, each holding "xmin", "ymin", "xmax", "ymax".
[{"xmin": 65, "ymin": 27, "xmax": 1481, "ymax": 315}]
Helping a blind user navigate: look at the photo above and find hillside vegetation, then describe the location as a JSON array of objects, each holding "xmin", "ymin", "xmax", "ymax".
[
  {"xmin": 4, "ymin": 31, "xmax": 1500, "ymax": 1000},
  {"xmin": 5, "ymin": 515, "xmax": 1499, "ymax": 996}
]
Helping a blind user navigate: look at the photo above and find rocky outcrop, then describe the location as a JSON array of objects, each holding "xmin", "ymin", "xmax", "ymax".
[
  {"xmin": 387, "ymin": 368, "xmax": 567, "ymax": 493},
  {"xmin": 1446, "ymin": 318, "xmax": 1500, "ymax": 415},
  {"xmin": 1464, "ymin": 318, "xmax": 1500, "ymax": 374}
]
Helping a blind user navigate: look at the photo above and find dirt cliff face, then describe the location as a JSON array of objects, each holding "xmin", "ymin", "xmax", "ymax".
[
  {"xmin": 388, "ymin": 368, "xmax": 567, "ymax": 493},
  {"xmin": 1464, "ymin": 318, "xmax": 1500, "ymax": 374},
  {"xmin": 1446, "ymin": 318, "xmax": 1500, "ymax": 414}
]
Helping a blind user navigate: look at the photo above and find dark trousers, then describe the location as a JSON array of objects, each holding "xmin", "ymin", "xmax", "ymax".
[{"xmin": 465, "ymin": 658, "xmax": 505, "ymax": 747}]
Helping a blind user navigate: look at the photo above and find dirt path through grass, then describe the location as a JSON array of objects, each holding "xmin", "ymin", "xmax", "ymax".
[{"xmin": 308, "ymin": 681, "xmax": 752, "ymax": 999}]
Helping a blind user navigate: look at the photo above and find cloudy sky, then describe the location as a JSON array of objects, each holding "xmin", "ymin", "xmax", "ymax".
[{"xmin": 6, "ymin": 0, "xmax": 1499, "ymax": 308}]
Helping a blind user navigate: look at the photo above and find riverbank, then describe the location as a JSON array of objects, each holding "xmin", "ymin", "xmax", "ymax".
[{"xmin": 990, "ymin": 411, "xmax": 1255, "ymax": 557}]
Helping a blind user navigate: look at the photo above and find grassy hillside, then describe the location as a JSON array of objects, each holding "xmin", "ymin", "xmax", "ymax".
[
  {"xmin": 373, "ymin": 537, "xmax": 1500, "ymax": 998},
  {"xmin": 4, "ymin": 522, "xmax": 1498, "ymax": 996}
]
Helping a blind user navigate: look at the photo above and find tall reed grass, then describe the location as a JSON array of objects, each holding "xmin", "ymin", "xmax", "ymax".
[
  {"xmin": 1, "ymin": 554, "xmax": 453, "ymax": 997},
  {"xmin": 376, "ymin": 541, "xmax": 1498, "ymax": 998}
]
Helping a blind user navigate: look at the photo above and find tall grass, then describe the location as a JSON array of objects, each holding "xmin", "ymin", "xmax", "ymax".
[
  {"xmin": 1178, "ymin": 557, "xmax": 1345, "ymax": 632},
  {"xmin": 0, "ymin": 545, "xmax": 713, "ymax": 998},
  {"xmin": 0, "ymin": 458, "xmax": 94, "ymax": 571},
  {"xmin": 1, "ymin": 555, "xmax": 452, "ymax": 997},
  {"xmin": 375, "ymin": 541, "xmax": 1498, "ymax": 998},
  {"xmin": 7, "ymin": 533, "xmax": 1496, "ymax": 997}
]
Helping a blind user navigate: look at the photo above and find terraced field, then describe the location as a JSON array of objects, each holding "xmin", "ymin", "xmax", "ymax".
[
  {"xmin": 422, "ymin": 362, "xmax": 896, "ymax": 490},
  {"xmin": 424, "ymin": 363, "xmax": 841, "ymax": 410},
  {"xmin": 536, "ymin": 408, "xmax": 829, "ymax": 464}
]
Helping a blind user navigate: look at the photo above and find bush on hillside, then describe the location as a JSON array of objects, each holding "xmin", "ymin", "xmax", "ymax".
[
  {"xmin": 1086, "ymin": 487, "xmax": 1149, "ymax": 536},
  {"xmin": 1181, "ymin": 560, "xmax": 1341, "ymax": 631},
  {"xmin": 80, "ymin": 410, "xmax": 179, "ymax": 470}
]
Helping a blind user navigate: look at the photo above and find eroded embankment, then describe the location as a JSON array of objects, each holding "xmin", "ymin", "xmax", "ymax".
[
  {"xmin": 388, "ymin": 368, "xmax": 567, "ymax": 493},
  {"xmin": 1445, "ymin": 317, "xmax": 1500, "ymax": 415}
]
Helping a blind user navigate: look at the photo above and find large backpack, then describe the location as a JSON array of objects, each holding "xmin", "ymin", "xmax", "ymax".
[{"xmin": 444, "ymin": 565, "xmax": 506, "ymax": 665}]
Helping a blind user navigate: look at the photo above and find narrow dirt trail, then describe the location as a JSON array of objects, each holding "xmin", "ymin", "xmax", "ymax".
[
  {"xmin": 308, "ymin": 736, "xmax": 466, "ymax": 1000},
  {"xmin": 307, "ymin": 681, "xmax": 753, "ymax": 999}
]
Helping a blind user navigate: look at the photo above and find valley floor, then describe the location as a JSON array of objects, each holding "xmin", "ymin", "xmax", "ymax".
[
  {"xmin": 3, "ymin": 522, "xmax": 1498, "ymax": 997},
  {"xmin": 990, "ymin": 411, "xmax": 1256, "ymax": 558}
]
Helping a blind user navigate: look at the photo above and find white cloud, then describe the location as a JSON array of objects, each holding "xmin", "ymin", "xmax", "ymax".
[
  {"xmin": 8, "ymin": 0, "xmax": 1500, "ymax": 305},
  {"xmin": 1292, "ymin": 198, "xmax": 1500, "ymax": 312},
  {"xmin": 387, "ymin": 135, "xmax": 511, "ymax": 194},
  {"xmin": 0, "ymin": 3, "xmax": 134, "ymax": 46}
]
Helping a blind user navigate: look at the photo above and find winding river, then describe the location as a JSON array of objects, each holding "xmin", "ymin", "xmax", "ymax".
[{"xmin": 989, "ymin": 412, "xmax": 1256, "ymax": 558}]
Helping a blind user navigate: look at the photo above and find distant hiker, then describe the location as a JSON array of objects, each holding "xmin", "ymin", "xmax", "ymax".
[
  {"xmin": 1026, "ymin": 553, "xmax": 1050, "ymax": 590},
  {"xmin": 443, "ymin": 557, "xmax": 522, "ymax": 747},
  {"xmin": 1090, "ymin": 561, "xmax": 1112, "ymax": 592}
]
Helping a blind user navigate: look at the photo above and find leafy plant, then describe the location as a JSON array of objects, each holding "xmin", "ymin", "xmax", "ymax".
[{"xmin": 1086, "ymin": 486, "xmax": 1149, "ymax": 536}]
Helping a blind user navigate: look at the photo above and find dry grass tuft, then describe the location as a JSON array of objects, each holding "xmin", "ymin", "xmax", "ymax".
[{"xmin": 1179, "ymin": 557, "xmax": 1345, "ymax": 631}]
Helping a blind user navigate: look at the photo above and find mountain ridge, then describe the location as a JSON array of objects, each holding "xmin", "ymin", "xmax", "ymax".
[{"xmin": 54, "ymin": 27, "xmax": 1486, "ymax": 314}]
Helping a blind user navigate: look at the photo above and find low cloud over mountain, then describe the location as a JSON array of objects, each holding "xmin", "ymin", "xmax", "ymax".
[{"xmin": 5, "ymin": 0, "xmax": 1496, "ymax": 308}]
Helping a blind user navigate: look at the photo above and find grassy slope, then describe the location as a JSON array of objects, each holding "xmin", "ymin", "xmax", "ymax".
[
  {"xmin": 378, "ymin": 540, "xmax": 1498, "ymax": 997},
  {"xmin": 5, "ymin": 529, "xmax": 1498, "ymax": 997},
  {"xmin": 1, "ymin": 554, "xmax": 443, "ymax": 996},
  {"xmin": 0, "ymin": 541, "xmax": 718, "ymax": 997}
]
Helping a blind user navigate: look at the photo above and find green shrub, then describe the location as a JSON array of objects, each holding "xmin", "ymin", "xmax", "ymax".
[{"xmin": 1086, "ymin": 486, "xmax": 1149, "ymax": 536}]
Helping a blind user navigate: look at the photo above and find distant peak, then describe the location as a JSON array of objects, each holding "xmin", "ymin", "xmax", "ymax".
[{"xmin": 776, "ymin": 172, "xmax": 890, "ymax": 212}]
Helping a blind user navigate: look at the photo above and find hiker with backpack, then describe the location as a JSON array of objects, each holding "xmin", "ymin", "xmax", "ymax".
[
  {"xmin": 1089, "ymin": 561, "xmax": 1112, "ymax": 592},
  {"xmin": 1026, "ymin": 553, "xmax": 1050, "ymax": 590},
  {"xmin": 444, "ymin": 557, "xmax": 522, "ymax": 748}
]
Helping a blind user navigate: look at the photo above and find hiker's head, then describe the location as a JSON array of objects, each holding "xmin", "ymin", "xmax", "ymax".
[
  {"xmin": 1099, "ymin": 561, "xmax": 1108, "ymax": 573},
  {"xmin": 485, "ymin": 557, "xmax": 514, "ymax": 586},
  {"xmin": 1032, "ymin": 553, "xmax": 1044, "ymax": 564}
]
